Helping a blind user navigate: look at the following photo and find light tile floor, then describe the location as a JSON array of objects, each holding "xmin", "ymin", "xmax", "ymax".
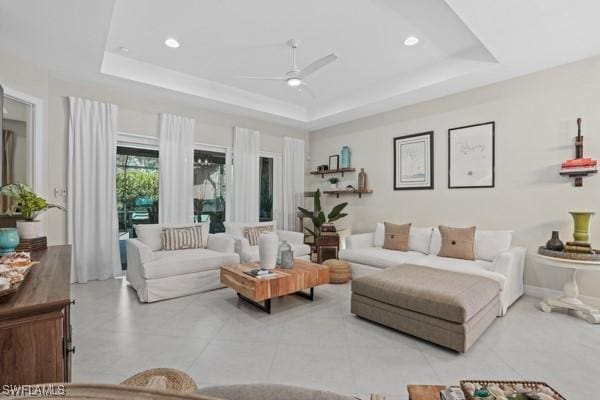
[{"xmin": 71, "ymin": 278, "xmax": 598, "ymax": 399}]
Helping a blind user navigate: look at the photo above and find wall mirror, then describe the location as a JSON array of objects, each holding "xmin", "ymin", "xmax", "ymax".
[{"xmin": 1, "ymin": 85, "xmax": 44, "ymax": 213}]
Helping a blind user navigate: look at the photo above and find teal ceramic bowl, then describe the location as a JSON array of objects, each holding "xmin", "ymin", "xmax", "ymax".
[{"xmin": 0, "ymin": 228, "xmax": 20, "ymax": 256}]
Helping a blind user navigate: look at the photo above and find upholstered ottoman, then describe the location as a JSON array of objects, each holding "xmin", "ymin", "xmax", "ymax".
[{"xmin": 351, "ymin": 264, "xmax": 501, "ymax": 352}]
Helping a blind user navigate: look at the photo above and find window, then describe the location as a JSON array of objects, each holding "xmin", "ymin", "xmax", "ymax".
[
  {"xmin": 194, "ymin": 149, "xmax": 227, "ymax": 233},
  {"xmin": 259, "ymin": 156, "xmax": 274, "ymax": 222},
  {"xmin": 116, "ymin": 146, "xmax": 159, "ymax": 269}
]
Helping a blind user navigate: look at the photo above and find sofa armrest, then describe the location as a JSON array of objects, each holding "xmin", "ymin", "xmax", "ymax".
[
  {"xmin": 345, "ymin": 232, "xmax": 375, "ymax": 249},
  {"xmin": 126, "ymin": 239, "xmax": 155, "ymax": 267},
  {"xmin": 490, "ymin": 246, "xmax": 526, "ymax": 279},
  {"xmin": 277, "ymin": 230, "xmax": 304, "ymax": 245},
  {"xmin": 207, "ymin": 234, "xmax": 236, "ymax": 253}
]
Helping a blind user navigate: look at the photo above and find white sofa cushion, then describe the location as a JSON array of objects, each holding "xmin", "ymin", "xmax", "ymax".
[
  {"xmin": 142, "ymin": 248, "xmax": 239, "ymax": 279},
  {"xmin": 241, "ymin": 242, "xmax": 311, "ymax": 263},
  {"xmin": 339, "ymin": 247, "xmax": 424, "ymax": 269},
  {"xmin": 409, "ymin": 255, "xmax": 506, "ymax": 290},
  {"xmin": 429, "ymin": 228, "xmax": 512, "ymax": 261},
  {"xmin": 374, "ymin": 223, "xmax": 433, "ymax": 254},
  {"xmin": 135, "ymin": 223, "xmax": 210, "ymax": 251}
]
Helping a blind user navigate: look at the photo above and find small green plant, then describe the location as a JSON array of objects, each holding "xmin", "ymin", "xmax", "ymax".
[
  {"xmin": 0, "ymin": 183, "xmax": 65, "ymax": 221},
  {"xmin": 328, "ymin": 177, "xmax": 340, "ymax": 184},
  {"xmin": 298, "ymin": 189, "xmax": 347, "ymax": 242}
]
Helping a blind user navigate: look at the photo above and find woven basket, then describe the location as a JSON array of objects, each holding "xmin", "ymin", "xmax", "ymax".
[
  {"xmin": 460, "ymin": 380, "xmax": 565, "ymax": 400},
  {"xmin": 323, "ymin": 259, "xmax": 352, "ymax": 284},
  {"xmin": 122, "ymin": 368, "xmax": 197, "ymax": 393}
]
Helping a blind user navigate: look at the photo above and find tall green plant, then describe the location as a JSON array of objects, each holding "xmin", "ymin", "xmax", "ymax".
[
  {"xmin": 298, "ymin": 189, "xmax": 348, "ymax": 242},
  {"xmin": 0, "ymin": 183, "xmax": 65, "ymax": 221}
]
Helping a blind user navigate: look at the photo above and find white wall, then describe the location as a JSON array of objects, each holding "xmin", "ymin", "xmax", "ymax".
[{"xmin": 310, "ymin": 55, "xmax": 600, "ymax": 299}]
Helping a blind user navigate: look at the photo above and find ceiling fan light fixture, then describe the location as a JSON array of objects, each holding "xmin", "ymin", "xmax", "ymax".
[
  {"xmin": 286, "ymin": 77, "xmax": 302, "ymax": 87},
  {"xmin": 404, "ymin": 36, "xmax": 419, "ymax": 46},
  {"xmin": 164, "ymin": 37, "xmax": 180, "ymax": 48}
]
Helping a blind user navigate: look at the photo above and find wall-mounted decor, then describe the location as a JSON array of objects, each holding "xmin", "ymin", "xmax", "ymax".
[
  {"xmin": 340, "ymin": 146, "xmax": 351, "ymax": 168},
  {"xmin": 559, "ymin": 118, "xmax": 597, "ymax": 187},
  {"xmin": 448, "ymin": 122, "xmax": 495, "ymax": 189},
  {"xmin": 393, "ymin": 131, "xmax": 434, "ymax": 190},
  {"xmin": 328, "ymin": 154, "xmax": 339, "ymax": 170}
]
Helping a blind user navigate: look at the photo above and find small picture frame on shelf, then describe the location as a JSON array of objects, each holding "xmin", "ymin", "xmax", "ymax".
[{"xmin": 329, "ymin": 155, "xmax": 339, "ymax": 170}]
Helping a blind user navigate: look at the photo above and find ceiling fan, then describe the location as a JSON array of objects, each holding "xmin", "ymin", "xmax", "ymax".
[{"xmin": 238, "ymin": 39, "xmax": 338, "ymax": 98}]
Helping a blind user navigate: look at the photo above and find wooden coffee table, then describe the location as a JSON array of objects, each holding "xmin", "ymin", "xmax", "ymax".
[{"xmin": 220, "ymin": 259, "xmax": 330, "ymax": 314}]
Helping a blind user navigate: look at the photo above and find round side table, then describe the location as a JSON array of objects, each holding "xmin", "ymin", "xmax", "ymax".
[{"xmin": 536, "ymin": 254, "xmax": 600, "ymax": 324}]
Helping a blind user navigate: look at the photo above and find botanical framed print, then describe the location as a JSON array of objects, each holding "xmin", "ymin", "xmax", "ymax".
[
  {"xmin": 448, "ymin": 121, "xmax": 495, "ymax": 188},
  {"xmin": 393, "ymin": 131, "xmax": 434, "ymax": 190},
  {"xmin": 329, "ymin": 155, "xmax": 339, "ymax": 170}
]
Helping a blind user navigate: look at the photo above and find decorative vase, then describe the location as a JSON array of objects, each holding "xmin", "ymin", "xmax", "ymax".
[
  {"xmin": 279, "ymin": 240, "xmax": 294, "ymax": 268},
  {"xmin": 570, "ymin": 211, "xmax": 595, "ymax": 242},
  {"xmin": 16, "ymin": 220, "xmax": 44, "ymax": 239},
  {"xmin": 340, "ymin": 146, "xmax": 351, "ymax": 168},
  {"xmin": 358, "ymin": 168, "xmax": 367, "ymax": 191},
  {"xmin": 0, "ymin": 228, "xmax": 20, "ymax": 255},
  {"xmin": 330, "ymin": 183, "xmax": 338, "ymax": 189},
  {"xmin": 545, "ymin": 231, "xmax": 564, "ymax": 251},
  {"xmin": 258, "ymin": 232, "xmax": 278, "ymax": 270}
]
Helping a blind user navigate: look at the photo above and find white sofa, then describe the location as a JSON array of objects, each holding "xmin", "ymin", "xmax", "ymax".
[
  {"xmin": 126, "ymin": 223, "xmax": 240, "ymax": 303},
  {"xmin": 340, "ymin": 223, "xmax": 526, "ymax": 316},
  {"xmin": 222, "ymin": 221, "xmax": 311, "ymax": 263}
]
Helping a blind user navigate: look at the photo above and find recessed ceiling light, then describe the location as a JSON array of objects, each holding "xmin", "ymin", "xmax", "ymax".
[
  {"xmin": 286, "ymin": 77, "xmax": 302, "ymax": 87},
  {"xmin": 119, "ymin": 46, "xmax": 130, "ymax": 53},
  {"xmin": 404, "ymin": 36, "xmax": 419, "ymax": 46},
  {"xmin": 164, "ymin": 38, "xmax": 180, "ymax": 48}
]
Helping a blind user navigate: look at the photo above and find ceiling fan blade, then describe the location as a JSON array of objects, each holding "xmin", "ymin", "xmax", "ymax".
[
  {"xmin": 299, "ymin": 82, "xmax": 316, "ymax": 99},
  {"xmin": 237, "ymin": 76, "xmax": 287, "ymax": 81},
  {"xmin": 298, "ymin": 53, "xmax": 338, "ymax": 79}
]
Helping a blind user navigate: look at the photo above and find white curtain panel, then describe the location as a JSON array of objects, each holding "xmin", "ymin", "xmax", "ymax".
[
  {"xmin": 159, "ymin": 113, "xmax": 195, "ymax": 225},
  {"xmin": 231, "ymin": 126, "xmax": 260, "ymax": 224},
  {"xmin": 272, "ymin": 155, "xmax": 283, "ymax": 229},
  {"xmin": 282, "ymin": 137, "xmax": 305, "ymax": 231},
  {"xmin": 68, "ymin": 97, "xmax": 120, "ymax": 283}
]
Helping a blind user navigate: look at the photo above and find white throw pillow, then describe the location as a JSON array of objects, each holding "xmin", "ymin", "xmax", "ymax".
[
  {"xmin": 134, "ymin": 224, "xmax": 164, "ymax": 251},
  {"xmin": 475, "ymin": 230, "xmax": 513, "ymax": 261},
  {"xmin": 374, "ymin": 222, "xmax": 432, "ymax": 254},
  {"xmin": 429, "ymin": 228, "xmax": 442, "ymax": 255},
  {"xmin": 408, "ymin": 227, "xmax": 434, "ymax": 254}
]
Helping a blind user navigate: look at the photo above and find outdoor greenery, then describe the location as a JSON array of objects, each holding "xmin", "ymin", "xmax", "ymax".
[
  {"xmin": 116, "ymin": 168, "xmax": 159, "ymax": 209},
  {"xmin": 0, "ymin": 183, "xmax": 65, "ymax": 221},
  {"xmin": 298, "ymin": 189, "xmax": 348, "ymax": 242}
]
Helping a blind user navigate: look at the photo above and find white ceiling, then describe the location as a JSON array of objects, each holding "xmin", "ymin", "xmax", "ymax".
[{"xmin": 2, "ymin": 0, "xmax": 600, "ymax": 130}]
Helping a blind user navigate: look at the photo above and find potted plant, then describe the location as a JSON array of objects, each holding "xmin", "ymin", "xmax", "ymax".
[
  {"xmin": 328, "ymin": 177, "xmax": 340, "ymax": 189},
  {"xmin": 298, "ymin": 189, "xmax": 348, "ymax": 243},
  {"xmin": 0, "ymin": 183, "xmax": 66, "ymax": 239}
]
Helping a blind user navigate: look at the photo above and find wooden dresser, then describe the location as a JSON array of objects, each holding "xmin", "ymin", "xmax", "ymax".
[{"xmin": 0, "ymin": 245, "xmax": 73, "ymax": 385}]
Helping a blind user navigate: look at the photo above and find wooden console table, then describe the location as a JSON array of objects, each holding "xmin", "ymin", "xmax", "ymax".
[{"xmin": 0, "ymin": 245, "xmax": 73, "ymax": 384}]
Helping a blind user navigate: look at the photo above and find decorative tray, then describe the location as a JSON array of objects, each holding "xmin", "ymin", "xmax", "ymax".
[
  {"xmin": 0, "ymin": 260, "xmax": 39, "ymax": 302},
  {"xmin": 538, "ymin": 246, "xmax": 600, "ymax": 262},
  {"xmin": 460, "ymin": 380, "xmax": 566, "ymax": 400}
]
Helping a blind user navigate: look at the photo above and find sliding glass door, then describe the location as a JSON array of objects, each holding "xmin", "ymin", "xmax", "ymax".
[
  {"xmin": 194, "ymin": 149, "xmax": 227, "ymax": 233},
  {"xmin": 116, "ymin": 146, "xmax": 159, "ymax": 269}
]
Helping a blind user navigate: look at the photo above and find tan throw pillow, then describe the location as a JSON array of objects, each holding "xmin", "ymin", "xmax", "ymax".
[
  {"xmin": 438, "ymin": 225, "xmax": 476, "ymax": 260},
  {"xmin": 162, "ymin": 225, "xmax": 204, "ymax": 251},
  {"xmin": 245, "ymin": 225, "xmax": 274, "ymax": 246},
  {"xmin": 382, "ymin": 222, "xmax": 411, "ymax": 251}
]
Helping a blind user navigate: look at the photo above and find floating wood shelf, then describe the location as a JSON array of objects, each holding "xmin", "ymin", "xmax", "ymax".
[
  {"xmin": 310, "ymin": 168, "xmax": 355, "ymax": 178},
  {"xmin": 559, "ymin": 169, "xmax": 597, "ymax": 187},
  {"xmin": 323, "ymin": 189, "xmax": 373, "ymax": 198}
]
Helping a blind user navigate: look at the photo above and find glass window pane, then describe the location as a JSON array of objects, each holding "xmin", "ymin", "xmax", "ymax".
[
  {"xmin": 194, "ymin": 149, "xmax": 227, "ymax": 233},
  {"xmin": 259, "ymin": 157, "xmax": 273, "ymax": 222}
]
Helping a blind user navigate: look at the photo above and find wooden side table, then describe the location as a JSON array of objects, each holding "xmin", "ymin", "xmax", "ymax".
[
  {"xmin": 313, "ymin": 232, "xmax": 340, "ymax": 263},
  {"xmin": 536, "ymin": 254, "xmax": 600, "ymax": 323}
]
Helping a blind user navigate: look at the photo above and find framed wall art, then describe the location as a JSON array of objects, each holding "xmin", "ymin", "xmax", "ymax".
[
  {"xmin": 393, "ymin": 131, "xmax": 434, "ymax": 190},
  {"xmin": 448, "ymin": 121, "xmax": 495, "ymax": 188},
  {"xmin": 329, "ymin": 154, "xmax": 339, "ymax": 170}
]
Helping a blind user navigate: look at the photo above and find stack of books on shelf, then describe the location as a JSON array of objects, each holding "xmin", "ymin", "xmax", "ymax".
[
  {"xmin": 16, "ymin": 236, "xmax": 47, "ymax": 252},
  {"xmin": 560, "ymin": 157, "xmax": 598, "ymax": 175},
  {"xmin": 563, "ymin": 241, "xmax": 595, "ymax": 255}
]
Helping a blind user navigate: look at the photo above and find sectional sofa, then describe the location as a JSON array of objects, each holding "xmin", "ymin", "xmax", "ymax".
[{"xmin": 340, "ymin": 223, "xmax": 526, "ymax": 316}]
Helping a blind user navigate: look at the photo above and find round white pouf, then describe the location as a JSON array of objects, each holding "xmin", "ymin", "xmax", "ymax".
[{"xmin": 259, "ymin": 232, "xmax": 278, "ymax": 269}]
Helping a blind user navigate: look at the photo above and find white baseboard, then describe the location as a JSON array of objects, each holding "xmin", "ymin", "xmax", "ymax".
[{"xmin": 525, "ymin": 284, "xmax": 600, "ymax": 308}]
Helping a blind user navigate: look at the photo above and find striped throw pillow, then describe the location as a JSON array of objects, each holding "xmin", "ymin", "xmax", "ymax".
[
  {"xmin": 162, "ymin": 225, "xmax": 204, "ymax": 251},
  {"xmin": 244, "ymin": 225, "xmax": 274, "ymax": 246}
]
